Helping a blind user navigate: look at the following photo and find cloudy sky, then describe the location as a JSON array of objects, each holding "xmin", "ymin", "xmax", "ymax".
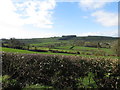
[{"xmin": 0, "ymin": 0, "xmax": 118, "ymax": 39}]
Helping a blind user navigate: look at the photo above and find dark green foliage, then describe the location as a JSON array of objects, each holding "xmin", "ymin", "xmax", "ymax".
[{"xmin": 2, "ymin": 53, "xmax": 120, "ymax": 89}]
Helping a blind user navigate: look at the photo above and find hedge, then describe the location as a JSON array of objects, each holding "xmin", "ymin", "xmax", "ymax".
[{"xmin": 2, "ymin": 52, "xmax": 120, "ymax": 89}]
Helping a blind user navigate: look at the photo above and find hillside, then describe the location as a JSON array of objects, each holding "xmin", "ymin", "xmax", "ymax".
[{"xmin": 1, "ymin": 35, "xmax": 118, "ymax": 44}]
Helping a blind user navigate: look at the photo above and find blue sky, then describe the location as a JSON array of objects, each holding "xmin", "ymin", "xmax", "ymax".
[
  {"xmin": 52, "ymin": 2, "xmax": 118, "ymax": 36},
  {"xmin": 0, "ymin": 0, "xmax": 118, "ymax": 39}
]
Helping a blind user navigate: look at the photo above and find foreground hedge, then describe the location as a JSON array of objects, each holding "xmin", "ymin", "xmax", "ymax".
[{"xmin": 2, "ymin": 53, "xmax": 120, "ymax": 89}]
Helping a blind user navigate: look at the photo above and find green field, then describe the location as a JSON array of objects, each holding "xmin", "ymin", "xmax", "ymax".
[
  {"xmin": 1, "ymin": 47, "xmax": 77, "ymax": 55},
  {"xmin": 1, "ymin": 47, "xmax": 118, "ymax": 59}
]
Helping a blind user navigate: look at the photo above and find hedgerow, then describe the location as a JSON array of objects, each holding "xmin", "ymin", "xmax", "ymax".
[{"xmin": 2, "ymin": 52, "xmax": 120, "ymax": 89}]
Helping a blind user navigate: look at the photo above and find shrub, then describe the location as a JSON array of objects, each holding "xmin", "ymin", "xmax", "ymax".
[
  {"xmin": 77, "ymin": 72, "xmax": 97, "ymax": 88},
  {"xmin": 2, "ymin": 75, "xmax": 21, "ymax": 89}
]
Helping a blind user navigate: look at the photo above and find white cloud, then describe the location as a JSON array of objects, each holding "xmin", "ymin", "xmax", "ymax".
[
  {"xmin": 0, "ymin": 0, "xmax": 56, "ymax": 39},
  {"xmin": 91, "ymin": 10, "xmax": 118, "ymax": 27},
  {"xmin": 0, "ymin": 0, "xmax": 56, "ymax": 28},
  {"xmin": 0, "ymin": 0, "xmax": 24, "ymax": 27},
  {"xmin": 0, "ymin": 24, "xmax": 58, "ymax": 39},
  {"xmin": 79, "ymin": 32, "xmax": 99, "ymax": 36},
  {"xmin": 98, "ymin": 29, "xmax": 118, "ymax": 36},
  {"xmin": 79, "ymin": 0, "xmax": 118, "ymax": 27},
  {"xmin": 79, "ymin": 0, "xmax": 107, "ymax": 10},
  {"xmin": 15, "ymin": 0, "xmax": 56, "ymax": 28},
  {"xmin": 79, "ymin": 29, "xmax": 118, "ymax": 37}
]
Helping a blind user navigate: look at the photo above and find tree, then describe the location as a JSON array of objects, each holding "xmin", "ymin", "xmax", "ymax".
[
  {"xmin": 8, "ymin": 38, "xmax": 25, "ymax": 49},
  {"xmin": 97, "ymin": 42, "xmax": 102, "ymax": 48}
]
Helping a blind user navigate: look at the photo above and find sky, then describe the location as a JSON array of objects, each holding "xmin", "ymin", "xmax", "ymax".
[{"xmin": 0, "ymin": 0, "xmax": 119, "ymax": 39}]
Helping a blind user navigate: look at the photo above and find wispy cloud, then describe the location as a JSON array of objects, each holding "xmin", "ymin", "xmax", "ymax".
[{"xmin": 91, "ymin": 10, "xmax": 118, "ymax": 27}]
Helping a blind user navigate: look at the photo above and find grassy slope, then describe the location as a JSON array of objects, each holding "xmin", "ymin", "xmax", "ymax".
[{"xmin": 1, "ymin": 47, "xmax": 118, "ymax": 59}]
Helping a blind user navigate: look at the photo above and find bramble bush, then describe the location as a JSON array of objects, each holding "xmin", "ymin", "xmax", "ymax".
[{"xmin": 2, "ymin": 52, "xmax": 120, "ymax": 89}]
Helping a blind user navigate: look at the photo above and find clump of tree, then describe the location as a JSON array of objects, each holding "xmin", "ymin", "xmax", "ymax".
[
  {"xmin": 2, "ymin": 38, "xmax": 25, "ymax": 49},
  {"xmin": 111, "ymin": 39, "xmax": 120, "ymax": 56}
]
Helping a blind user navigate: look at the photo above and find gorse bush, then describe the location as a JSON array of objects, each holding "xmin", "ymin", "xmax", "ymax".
[{"xmin": 2, "ymin": 52, "xmax": 120, "ymax": 89}]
